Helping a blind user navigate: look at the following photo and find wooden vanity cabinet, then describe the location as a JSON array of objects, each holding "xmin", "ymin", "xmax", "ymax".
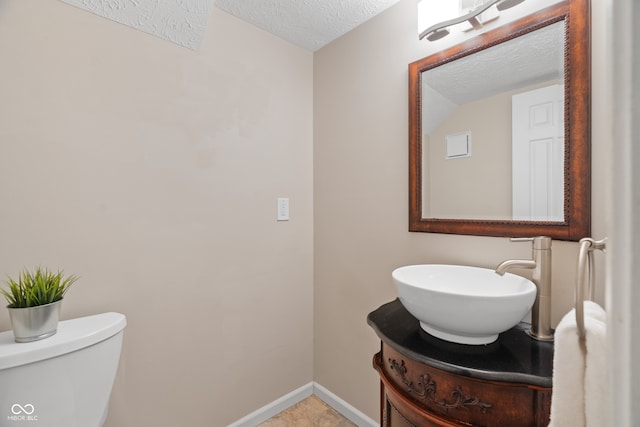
[
  {"xmin": 368, "ymin": 300, "xmax": 553, "ymax": 427},
  {"xmin": 374, "ymin": 344, "xmax": 551, "ymax": 427}
]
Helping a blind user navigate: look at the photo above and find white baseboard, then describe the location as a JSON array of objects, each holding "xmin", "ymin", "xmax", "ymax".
[
  {"xmin": 227, "ymin": 382, "xmax": 313, "ymax": 427},
  {"xmin": 227, "ymin": 381, "xmax": 379, "ymax": 427},
  {"xmin": 313, "ymin": 382, "xmax": 379, "ymax": 427}
]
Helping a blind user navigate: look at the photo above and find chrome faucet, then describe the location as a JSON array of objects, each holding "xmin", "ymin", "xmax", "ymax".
[{"xmin": 495, "ymin": 236, "xmax": 553, "ymax": 341}]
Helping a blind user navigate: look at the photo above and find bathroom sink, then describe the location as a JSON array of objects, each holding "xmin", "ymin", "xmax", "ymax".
[{"xmin": 393, "ymin": 264, "xmax": 536, "ymax": 345}]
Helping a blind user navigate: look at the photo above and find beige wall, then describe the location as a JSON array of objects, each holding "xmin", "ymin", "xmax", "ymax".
[
  {"xmin": 0, "ymin": 1, "xmax": 313, "ymax": 426},
  {"xmin": 314, "ymin": 0, "xmax": 610, "ymax": 420}
]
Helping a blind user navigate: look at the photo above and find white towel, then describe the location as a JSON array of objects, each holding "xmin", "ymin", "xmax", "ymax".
[
  {"xmin": 549, "ymin": 301, "xmax": 607, "ymax": 427},
  {"xmin": 584, "ymin": 302, "xmax": 607, "ymax": 427}
]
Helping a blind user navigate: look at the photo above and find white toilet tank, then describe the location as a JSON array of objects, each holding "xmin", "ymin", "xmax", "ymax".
[{"xmin": 0, "ymin": 312, "xmax": 126, "ymax": 427}]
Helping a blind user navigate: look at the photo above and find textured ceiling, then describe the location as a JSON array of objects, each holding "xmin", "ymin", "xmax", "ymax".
[
  {"xmin": 425, "ymin": 20, "xmax": 565, "ymax": 106},
  {"xmin": 59, "ymin": 0, "xmax": 400, "ymax": 51},
  {"xmin": 214, "ymin": 0, "xmax": 402, "ymax": 51},
  {"xmin": 60, "ymin": 0, "xmax": 215, "ymax": 50},
  {"xmin": 422, "ymin": 21, "xmax": 565, "ymax": 134}
]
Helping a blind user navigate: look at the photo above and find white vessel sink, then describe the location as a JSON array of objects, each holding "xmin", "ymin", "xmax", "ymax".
[{"xmin": 393, "ymin": 264, "xmax": 536, "ymax": 345}]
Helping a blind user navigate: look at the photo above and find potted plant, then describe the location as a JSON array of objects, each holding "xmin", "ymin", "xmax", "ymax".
[{"xmin": 1, "ymin": 266, "xmax": 78, "ymax": 343}]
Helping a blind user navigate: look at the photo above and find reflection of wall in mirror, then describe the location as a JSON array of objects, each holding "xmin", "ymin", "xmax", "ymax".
[{"xmin": 422, "ymin": 80, "xmax": 562, "ymax": 220}]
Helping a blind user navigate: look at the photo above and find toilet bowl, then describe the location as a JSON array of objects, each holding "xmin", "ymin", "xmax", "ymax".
[{"xmin": 0, "ymin": 312, "xmax": 126, "ymax": 427}]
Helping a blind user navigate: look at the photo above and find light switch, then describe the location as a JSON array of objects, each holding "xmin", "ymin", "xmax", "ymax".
[{"xmin": 277, "ymin": 198, "xmax": 289, "ymax": 221}]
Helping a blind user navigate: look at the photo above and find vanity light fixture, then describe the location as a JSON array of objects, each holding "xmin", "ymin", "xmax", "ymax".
[{"xmin": 418, "ymin": 0, "xmax": 526, "ymax": 41}]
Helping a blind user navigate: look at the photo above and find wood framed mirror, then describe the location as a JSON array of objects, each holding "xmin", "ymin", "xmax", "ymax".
[{"xmin": 409, "ymin": 0, "xmax": 590, "ymax": 240}]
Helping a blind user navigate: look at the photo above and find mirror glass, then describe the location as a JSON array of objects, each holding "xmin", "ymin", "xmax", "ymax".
[
  {"xmin": 422, "ymin": 22, "xmax": 564, "ymax": 221},
  {"xmin": 409, "ymin": 0, "xmax": 591, "ymax": 241}
]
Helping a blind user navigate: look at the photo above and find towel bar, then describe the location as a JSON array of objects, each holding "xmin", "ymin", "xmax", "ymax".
[{"xmin": 575, "ymin": 237, "xmax": 607, "ymax": 339}]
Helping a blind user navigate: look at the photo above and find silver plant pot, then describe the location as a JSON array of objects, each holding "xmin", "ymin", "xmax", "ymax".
[{"xmin": 7, "ymin": 299, "xmax": 62, "ymax": 343}]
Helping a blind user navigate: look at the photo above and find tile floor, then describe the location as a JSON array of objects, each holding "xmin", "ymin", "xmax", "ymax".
[{"xmin": 258, "ymin": 395, "xmax": 357, "ymax": 427}]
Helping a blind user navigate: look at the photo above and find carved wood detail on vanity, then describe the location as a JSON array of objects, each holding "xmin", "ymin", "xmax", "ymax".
[
  {"xmin": 387, "ymin": 357, "xmax": 493, "ymax": 414},
  {"xmin": 374, "ymin": 344, "xmax": 551, "ymax": 427}
]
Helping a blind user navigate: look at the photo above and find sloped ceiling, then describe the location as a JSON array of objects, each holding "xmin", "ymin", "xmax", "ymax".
[
  {"xmin": 214, "ymin": 0, "xmax": 402, "ymax": 51},
  {"xmin": 60, "ymin": 0, "xmax": 215, "ymax": 50},
  {"xmin": 60, "ymin": 0, "xmax": 401, "ymax": 51}
]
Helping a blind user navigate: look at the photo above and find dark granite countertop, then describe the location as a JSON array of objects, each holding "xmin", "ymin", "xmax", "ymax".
[{"xmin": 367, "ymin": 299, "xmax": 553, "ymax": 388}]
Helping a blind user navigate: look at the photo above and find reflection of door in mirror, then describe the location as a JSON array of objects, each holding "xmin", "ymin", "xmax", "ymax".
[{"xmin": 512, "ymin": 84, "xmax": 564, "ymax": 221}]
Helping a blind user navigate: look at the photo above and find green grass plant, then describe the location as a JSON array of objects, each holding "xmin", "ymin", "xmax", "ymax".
[{"xmin": 1, "ymin": 267, "xmax": 79, "ymax": 308}]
